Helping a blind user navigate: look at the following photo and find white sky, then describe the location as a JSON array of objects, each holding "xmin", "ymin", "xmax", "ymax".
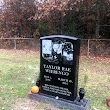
[
  {"xmin": 0, "ymin": 0, "xmax": 43, "ymax": 4},
  {"xmin": 0, "ymin": 0, "xmax": 3, "ymax": 6}
]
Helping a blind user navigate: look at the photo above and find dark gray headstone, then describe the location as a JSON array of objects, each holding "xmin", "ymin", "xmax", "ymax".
[
  {"xmin": 29, "ymin": 35, "xmax": 90, "ymax": 110},
  {"xmin": 40, "ymin": 35, "xmax": 80, "ymax": 101}
]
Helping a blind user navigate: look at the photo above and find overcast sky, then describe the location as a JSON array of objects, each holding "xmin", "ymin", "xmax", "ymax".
[{"xmin": 0, "ymin": 0, "xmax": 3, "ymax": 5}]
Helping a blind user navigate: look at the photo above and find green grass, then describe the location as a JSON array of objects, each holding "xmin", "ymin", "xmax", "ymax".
[
  {"xmin": 0, "ymin": 52, "xmax": 40, "ymax": 110},
  {"xmin": 0, "ymin": 51, "xmax": 110, "ymax": 110},
  {"xmin": 79, "ymin": 58, "xmax": 110, "ymax": 110}
]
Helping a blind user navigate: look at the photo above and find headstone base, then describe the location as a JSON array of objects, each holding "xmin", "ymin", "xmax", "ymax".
[{"xmin": 29, "ymin": 93, "xmax": 90, "ymax": 110}]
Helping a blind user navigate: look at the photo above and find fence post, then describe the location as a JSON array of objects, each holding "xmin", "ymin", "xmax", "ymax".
[
  {"xmin": 14, "ymin": 36, "xmax": 17, "ymax": 49},
  {"xmin": 87, "ymin": 39, "xmax": 90, "ymax": 57}
]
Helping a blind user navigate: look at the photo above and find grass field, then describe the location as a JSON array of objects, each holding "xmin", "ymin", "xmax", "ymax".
[
  {"xmin": 79, "ymin": 57, "xmax": 110, "ymax": 110},
  {"xmin": 0, "ymin": 50, "xmax": 110, "ymax": 110},
  {"xmin": 0, "ymin": 50, "xmax": 40, "ymax": 110}
]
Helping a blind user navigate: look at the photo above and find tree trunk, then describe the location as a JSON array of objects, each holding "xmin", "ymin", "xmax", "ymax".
[{"xmin": 95, "ymin": 0, "xmax": 100, "ymax": 39}]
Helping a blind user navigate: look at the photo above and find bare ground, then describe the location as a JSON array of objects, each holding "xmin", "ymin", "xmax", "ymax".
[
  {"xmin": 0, "ymin": 49, "xmax": 39, "ymax": 55},
  {"xmin": 12, "ymin": 97, "xmax": 62, "ymax": 110}
]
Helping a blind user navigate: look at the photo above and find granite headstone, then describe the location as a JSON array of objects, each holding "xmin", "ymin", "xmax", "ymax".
[
  {"xmin": 40, "ymin": 35, "xmax": 80, "ymax": 101},
  {"xmin": 29, "ymin": 35, "xmax": 90, "ymax": 110}
]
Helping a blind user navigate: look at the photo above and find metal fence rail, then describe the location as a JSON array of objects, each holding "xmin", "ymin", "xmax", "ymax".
[{"xmin": 0, "ymin": 38, "xmax": 110, "ymax": 57}]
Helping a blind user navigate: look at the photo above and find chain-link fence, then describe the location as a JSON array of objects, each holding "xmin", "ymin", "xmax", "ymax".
[
  {"xmin": 80, "ymin": 39, "xmax": 110, "ymax": 57},
  {"xmin": 0, "ymin": 38, "xmax": 110, "ymax": 58},
  {"xmin": 0, "ymin": 38, "xmax": 40, "ymax": 51}
]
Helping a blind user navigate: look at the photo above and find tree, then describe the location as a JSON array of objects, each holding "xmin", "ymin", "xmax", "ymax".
[
  {"xmin": 1, "ymin": 0, "xmax": 38, "ymax": 38},
  {"xmin": 1, "ymin": 0, "xmax": 110, "ymax": 39}
]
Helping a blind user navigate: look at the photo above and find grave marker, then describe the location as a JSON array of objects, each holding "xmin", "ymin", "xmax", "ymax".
[
  {"xmin": 30, "ymin": 35, "xmax": 90, "ymax": 110},
  {"xmin": 40, "ymin": 35, "xmax": 80, "ymax": 102}
]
